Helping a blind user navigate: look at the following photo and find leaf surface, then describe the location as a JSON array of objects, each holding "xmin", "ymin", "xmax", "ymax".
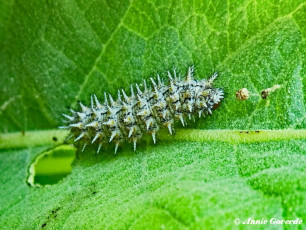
[{"xmin": 0, "ymin": 0, "xmax": 305, "ymax": 229}]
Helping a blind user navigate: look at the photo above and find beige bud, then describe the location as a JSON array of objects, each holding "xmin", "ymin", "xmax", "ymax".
[{"xmin": 236, "ymin": 88, "xmax": 250, "ymax": 100}]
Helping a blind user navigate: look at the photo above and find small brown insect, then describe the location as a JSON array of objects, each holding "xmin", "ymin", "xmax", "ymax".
[{"xmin": 261, "ymin": 85, "xmax": 281, "ymax": 99}]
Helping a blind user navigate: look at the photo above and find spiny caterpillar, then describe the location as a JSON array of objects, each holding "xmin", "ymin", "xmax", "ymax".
[{"xmin": 60, "ymin": 66, "xmax": 224, "ymax": 153}]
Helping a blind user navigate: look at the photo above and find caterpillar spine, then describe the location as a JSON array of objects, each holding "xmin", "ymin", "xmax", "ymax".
[{"xmin": 60, "ymin": 66, "xmax": 224, "ymax": 153}]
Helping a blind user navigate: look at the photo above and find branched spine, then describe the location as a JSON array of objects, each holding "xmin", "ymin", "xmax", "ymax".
[{"xmin": 60, "ymin": 66, "xmax": 224, "ymax": 153}]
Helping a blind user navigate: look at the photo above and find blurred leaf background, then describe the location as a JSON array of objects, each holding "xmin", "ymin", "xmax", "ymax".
[{"xmin": 0, "ymin": 0, "xmax": 305, "ymax": 229}]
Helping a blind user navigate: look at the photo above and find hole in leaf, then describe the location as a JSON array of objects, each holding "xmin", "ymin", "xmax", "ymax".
[{"xmin": 27, "ymin": 145, "xmax": 76, "ymax": 186}]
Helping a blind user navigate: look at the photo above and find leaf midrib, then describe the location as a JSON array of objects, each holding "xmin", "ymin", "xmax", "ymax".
[{"xmin": 0, "ymin": 129, "xmax": 305, "ymax": 150}]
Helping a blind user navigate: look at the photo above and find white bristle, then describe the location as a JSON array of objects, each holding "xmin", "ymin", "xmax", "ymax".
[{"xmin": 61, "ymin": 66, "xmax": 224, "ymax": 153}]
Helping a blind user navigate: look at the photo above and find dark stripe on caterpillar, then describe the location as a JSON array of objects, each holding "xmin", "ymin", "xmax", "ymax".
[{"xmin": 60, "ymin": 66, "xmax": 224, "ymax": 153}]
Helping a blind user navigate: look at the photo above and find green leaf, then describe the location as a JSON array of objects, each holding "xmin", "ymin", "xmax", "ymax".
[
  {"xmin": 0, "ymin": 0, "xmax": 305, "ymax": 229},
  {"xmin": 0, "ymin": 140, "xmax": 305, "ymax": 229}
]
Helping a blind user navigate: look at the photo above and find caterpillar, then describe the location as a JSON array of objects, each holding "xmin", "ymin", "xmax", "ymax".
[{"xmin": 60, "ymin": 66, "xmax": 224, "ymax": 153}]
